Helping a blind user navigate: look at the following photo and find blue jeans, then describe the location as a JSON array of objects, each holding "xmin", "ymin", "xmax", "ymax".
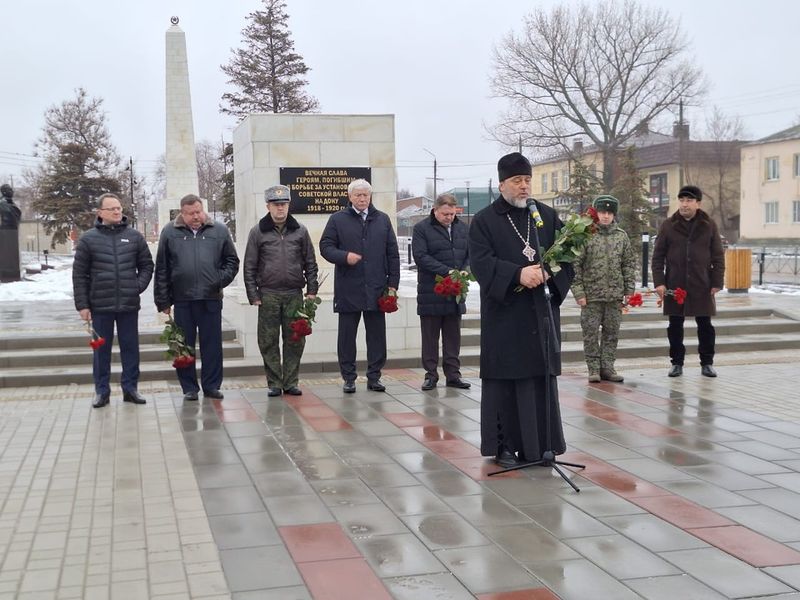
[{"xmin": 91, "ymin": 311, "xmax": 140, "ymax": 395}]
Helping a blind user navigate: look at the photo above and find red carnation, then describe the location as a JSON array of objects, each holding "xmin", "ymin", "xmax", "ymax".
[
  {"xmin": 627, "ymin": 292, "xmax": 643, "ymax": 308},
  {"xmin": 586, "ymin": 206, "xmax": 599, "ymax": 223},
  {"xmin": 378, "ymin": 290, "xmax": 399, "ymax": 313},
  {"xmin": 673, "ymin": 288, "xmax": 687, "ymax": 305},
  {"xmin": 89, "ymin": 337, "xmax": 106, "ymax": 350},
  {"xmin": 172, "ymin": 354, "xmax": 196, "ymax": 369}
]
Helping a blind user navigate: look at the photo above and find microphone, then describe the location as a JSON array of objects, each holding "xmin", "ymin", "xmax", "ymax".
[{"xmin": 526, "ymin": 198, "xmax": 544, "ymax": 228}]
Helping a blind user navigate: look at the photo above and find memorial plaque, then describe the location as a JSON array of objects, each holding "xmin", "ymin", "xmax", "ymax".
[{"xmin": 280, "ymin": 167, "xmax": 371, "ymax": 214}]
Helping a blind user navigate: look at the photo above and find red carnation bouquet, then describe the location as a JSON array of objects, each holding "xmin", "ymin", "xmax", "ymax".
[
  {"xmin": 434, "ymin": 269, "xmax": 475, "ymax": 304},
  {"xmin": 654, "ymin": 287, "xmax": 687, "ymax": 307},
  {"xmin": 289, "ymin": 296, "xmax": 322, "ymax": 343},
  {"xmin": 621, "ymin": 291, "xmax": 644, "ymax": 314},
  {"xmin": 87, "ymin": 321, "xmax": 106, "ymax": 350},
  {"xmin": 160, "ymin": 317, "xmax": 196, "ymax": 369},
  {"xmin": 377, "ymin": 288, "xmax": 399, "ymax": 313}
]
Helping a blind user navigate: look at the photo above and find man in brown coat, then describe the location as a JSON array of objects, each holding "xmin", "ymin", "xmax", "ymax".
[{"xmin": 652, "ymin": 185, "xmax": 725, "ymax": 378}]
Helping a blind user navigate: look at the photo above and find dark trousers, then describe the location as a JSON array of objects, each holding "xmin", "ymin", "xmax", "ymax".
[
  {"xmin": 480, "ymin": 376, "xmax": 566, "ymax": 461},
  {"xmin": 420, "ymin": 314, "xmax": 462, "ymax": 382},
  {"xmin": 174, "ymin": 300, "xmax": 223, "ymax": 394},
  {"xmin": 668, "ymin": 315, "xmax": 715, "ymax": 366},
  {"xmin": 337, "ymin": 311, "xmax": 386, "ymax": 383},
  {"xmin": 92, "ymin": 311, "xmax": 140, "ymax": 396}
]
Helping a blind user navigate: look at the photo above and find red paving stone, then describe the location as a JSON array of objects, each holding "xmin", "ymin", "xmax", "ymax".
[
  {"xmin": 560, "ymin": 395, "xmax": 681, "ymax": 437},
  {"xmin": 214, "ymin": 408, "xmax": 261, "ymax": 422},
  {"xmin": 298, "ymin": 558, "xmax": 393, "ymax": 600},
  {"xmin": 279, "ymin": 523, "xmax": 361, "ymax": 563},
  {"xmin": 403, "ymin": 425, "xmax": 457, "ymax": 442},
  {"xmin": 477, "ymin": 589, "xmax": 561, "ymax": 600},
  {"xmin": 285, "ymin": 395, "xmax": 325, "ymax": 408},
  {"xmin": 687, "ymin": 525, "xmax": 800, "ymax": 567},
  {"xmin": 382, "ymin": 368, "xmax": 418, "ymax": 379},
  {"xmin": 383, "ymin": 412, "xmax": 435, "ymax": 427},
  {"xmin": 449, "ymin": 456, "xmax": 523, "ymax": 480},
  {"xmin": 303, "ymin": 416, "xmax": 353, "ymax": 432},
  {"xmin": 423, "ymin": 439, "xmax": 482, "ymax": 460},
  {"xmin": 581, "ymin": 470, "xmax": 670, "ymax": 499},
  {"xmin": 631, "ymin": 495, "xmax": 734, "ymax": 529},
  {"xmin": 294, "ymin": 404, "xmax": 340, "ymax": 420}
]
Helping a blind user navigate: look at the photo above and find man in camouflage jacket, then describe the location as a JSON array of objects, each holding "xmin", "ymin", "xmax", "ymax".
[{"xmin": 572, "ymin": 196, "xmax": 637, "ymax": 382}]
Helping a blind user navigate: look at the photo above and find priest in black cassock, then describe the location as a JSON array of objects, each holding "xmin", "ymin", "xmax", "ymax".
[{"xmin": 468, "ymin": 152, "xmax": 574, "ymax": 467}]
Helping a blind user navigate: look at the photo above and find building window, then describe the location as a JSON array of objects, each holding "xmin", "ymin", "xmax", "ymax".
[
  {"xmin": 562, "ymin": 169, "xmax": 569, "ymax": 190},
  {"xmin": 551, "ymin": 171, "xmax": 559, "ymax": 192},
  {"xmin": 793, "ymin": 200, "xmax": 800, "ymax": 223},
  {"xmin": 541, "ymin": 174, "xmax": 548, "ymax": 194},
  {"xmin": 764, "ymin": 201, "xmax": 779, "ymax": 224},
  {"xmin": 649, "ymin": 173, "xmax": 668, "ymax": 208},
  {"xmin": 794, "ymin": 154, "xmax": 800, "ymax": 177},
  {"xmin": 766, "ymin": 157, "xmax": 780, "ymax": 181}
]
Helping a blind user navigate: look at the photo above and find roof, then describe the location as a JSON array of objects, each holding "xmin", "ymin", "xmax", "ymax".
[
  {"xmin": 747, "ymin": 124, "xmax": 800, "ymax": 145},
  {"xmin": 532, "ymin": 131, "xmax": 675, "ymax": 166}
]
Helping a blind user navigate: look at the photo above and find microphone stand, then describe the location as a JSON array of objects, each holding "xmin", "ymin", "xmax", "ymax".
[{"xmin": 488, "ymin": 200, "xmax": 585, "ymax": 492}]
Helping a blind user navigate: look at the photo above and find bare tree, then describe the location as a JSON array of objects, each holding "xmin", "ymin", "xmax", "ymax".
[
  {"xmin": 221, "ymin": 0, "xmax": 319, "ymax": 118},
  {"xmin": 491, "ymin": 0, "xmax": 704, "ymax": 189},
  {"xmin": 195, "ymin": 140, "xmax": 225, "ymax": 219}
]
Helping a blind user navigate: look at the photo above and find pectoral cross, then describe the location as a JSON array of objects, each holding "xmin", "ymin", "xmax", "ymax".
[{"xmin": 522, "ymin": 243, "xmax": 536, "ymax": 262}]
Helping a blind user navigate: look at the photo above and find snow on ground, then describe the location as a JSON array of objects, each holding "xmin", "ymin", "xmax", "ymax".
[{"xmin": 0, "ymin": 261, "xmax": 74, "ymax": 302}]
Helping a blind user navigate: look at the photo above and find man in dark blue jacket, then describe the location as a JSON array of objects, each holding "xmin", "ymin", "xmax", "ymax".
[
  {"xmin": 73, "ymin": 193, "xmax": 154, "ymax": 408},
  {"xmin": 412, "ymin": 193, "xmax": 470, "ymax": 391},
  {"xmin": 154, "ymin": 194, "xmax": 240, "ymax": 401},
  {"xmin": 320, "ymin": 179, "xmax": 400, "ymax": 393}
]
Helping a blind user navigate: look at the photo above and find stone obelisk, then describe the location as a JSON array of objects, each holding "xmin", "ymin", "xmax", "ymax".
[{"xmin": 162, "ymin": 17, "xmax": 199, "ymax": 230}]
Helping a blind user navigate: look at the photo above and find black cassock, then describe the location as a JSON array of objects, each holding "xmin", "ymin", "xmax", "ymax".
[{"xmin": 468, "ymin": 197, "xmax": 574, "ymax": 460}]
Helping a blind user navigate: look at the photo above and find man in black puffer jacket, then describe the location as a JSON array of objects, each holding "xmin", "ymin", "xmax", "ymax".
[
  {"xmin": 154, "ymin": 194, "xmax": 240, "ymax": 401},
  {"xmin": 73, "ymin": 193, "xmax": 154, "ymax": 408},
  {"xmin": 412, "ymin": 194, "xmax": 470, "ymax": 391}
]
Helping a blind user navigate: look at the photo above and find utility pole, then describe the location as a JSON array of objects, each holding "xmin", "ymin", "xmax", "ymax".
[
  {"xmin": 678, "ymin": 98, "xmax": 685, "ymax": 188},
  {"xmin": 488, "ymin": 178, "xmax": 494, "ymax": 202},
  {"xmin": 465, "ymin": 180, "xmax": 471, "ymax": 219},
  {"xmin": 422, "ymin": 148, "xmax": 442, "ymax": 203},
  {"xmin": 126, "ymin": 157, "xmax": 137, "ymax": 229}
]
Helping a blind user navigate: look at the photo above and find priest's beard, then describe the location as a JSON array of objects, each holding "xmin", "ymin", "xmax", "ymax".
[{"xmin": 503, "ymin": 196, "xmax": 527, "ymax": 209}]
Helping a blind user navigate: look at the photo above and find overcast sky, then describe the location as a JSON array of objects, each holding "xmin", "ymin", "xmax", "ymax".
[{"xmin": 2, "ymin": 0, "xmax": 799, "ymax": 197}]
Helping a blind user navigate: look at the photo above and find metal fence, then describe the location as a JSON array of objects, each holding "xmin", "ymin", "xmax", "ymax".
[{"xmin": 744, "ymin": 246, "xmax": 800, "ymax": 285}]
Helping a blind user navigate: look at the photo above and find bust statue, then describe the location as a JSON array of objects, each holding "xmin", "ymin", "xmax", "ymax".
[{"xmin": 0, "ymin": 184, "xmax": 21, "ymax": 230}]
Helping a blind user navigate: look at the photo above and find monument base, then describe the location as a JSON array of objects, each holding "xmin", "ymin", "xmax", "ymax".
[{"xmin": 0, "ymin": 231, "xmax": 21, "ymax": 282}]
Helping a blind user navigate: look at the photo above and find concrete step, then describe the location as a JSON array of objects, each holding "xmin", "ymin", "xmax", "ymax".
[{"xmin": 0, "ymin": 328, "xmax": 237, "ymax": 351}]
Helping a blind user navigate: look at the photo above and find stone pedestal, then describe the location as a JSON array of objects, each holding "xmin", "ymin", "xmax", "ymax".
[{"xmin": 0, "ymin": 231, "xmax": 21, "ymax": 282}]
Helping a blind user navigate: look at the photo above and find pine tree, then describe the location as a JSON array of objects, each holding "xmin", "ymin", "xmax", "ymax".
[
  {"xmin": 568, "ymin": 157, "xmax": 603, "ymax": 213},
  {"xmin": 221, "ymin": 0, "xmax": 319, "ymax": 118},
  {"xmin": 27, "ymin": 88, "xmax": 121, "ymax": 247},
  {"xmin": 611, "ymin": 147, "xmax": 652, "ymax": 240}
]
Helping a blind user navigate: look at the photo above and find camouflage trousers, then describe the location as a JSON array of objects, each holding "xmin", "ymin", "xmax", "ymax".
[
  {"xmin": 257, "ymin": 291, "xmax": 305, "ymax": 389},
  {"xmin": 580, "ymin": 301, "xmax": 622, "ymax": 373}
]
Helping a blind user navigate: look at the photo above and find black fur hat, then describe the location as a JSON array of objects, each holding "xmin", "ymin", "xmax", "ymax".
[
  {"xmin": 497, "ymin": 152, "xmax": 532, "ymax": 181},
  {"xmin": 678, "ymin": 185, "xmax": 702, "ymax": 201}
]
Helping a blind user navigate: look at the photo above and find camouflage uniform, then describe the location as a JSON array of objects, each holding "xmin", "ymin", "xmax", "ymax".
[
  {"xmin": 257, "ymin": 291, "xmax": 305, "ymax": 389},
  {"xmin": 572, "ymin": 221, "xmax": 637, "ymax": 374}
]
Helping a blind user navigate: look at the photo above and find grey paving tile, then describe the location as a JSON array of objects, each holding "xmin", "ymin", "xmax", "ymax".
[
  {"xmin": 208, "ymin": 511, "xmax": 280, "ymax": 549},
  {"xmin": 661, "ymin": 547, "xmax": 792, "ymax": 598},
  {"xmin": 240, "ymin": 452, "xmax": 297, "ymax": 474},
  {"xmin": 252, "ymin": 471, "xmax": 314, "ymax": 498},
  {"xmin": 356, "ymin": 532, "xmax": 445, "ymax": 577},
  {"xmin": 715, "ymin": 505, "xmax": 800, "ymax": 542},
  {"xmin": 201, "ymin": 486, "xmax": 265, "ymax": 516},
  {"xmin": 482, "ymin": 523, "xmax": 580, "ymax": 563},
  {"xmin": 699, "ymin": 450, "xmax": 791, "ymax": 475},
  {"xmin": 414, "ymin": 470, "xmax": 484, "ymax": 498},
  {"xmin": 445, "ymin": 493, "xmax": 531, "ymax": 527},
  {"xmin": 183, "ymin": 430, "xmax": 232, "ymax": 448},
  {"xmin": 528, "ymin": 558, "xmax": 644, "ymax": 600},
  {"xmin": 659, "ymin": 479, "xmax": 756, "ymax": 508},
  {"xmin": 310, "ymin": 478, "xmax": 383, "ymax": 508},
  {"xmin": 384, "ymin": 573, "xmax": 474, "ymax": 600},
  {"xmin": 570, "ymin": 439, "xmax": 643, "ymax": 461},
  {"xmin": 219, "ymin": 545, "xmax": 303, "ymax": 592},
  {"xmin": 233, "ymin": 586, "xmax": 312, "ymax": 599},
  {"xmin": 761, "ymin": 473, "xmax": 800, "ymax": 494},
  {"xmin": 656, "ymin": 434, "xmax": 733, "ymax": 453},
  {"xmin": 764, "ymin": 565, "xmax": 800, "ymax": 590},
  {"xmin": 225, "ymin": 421, "xmax": 270, "ymax": 437},
  {"xmin": 294, "ymin": 456, "xmax": 356, "ymax": 481},
  {"xmin": 601, "ymin": 513, "xmax": 709, "ymax": 552},
  {"xmin": 486, "ymin": 476, "xmax": 591, "ymax": 507},
  {"xmin": 740, "ymin": 488, "xmax": 800, "ymax": 519},
  {"xmin": 335, "ymin": 445, "xmax": 395, "ymax": 466},
  {"xmin": 722, "ymin": 440, "xmax": 800, "ymax": 461},
  {"xmin": 182, "ymin": 417, "xmax": 224, "ymax": 431},
  {"xmin": 392, "ymin": 451, "xmax": 452, "ymax": 473},
  {"xmin": 401, "ymin": 512, "xmax": 490, "ymax": 550},
  {"xmin": 271, "ymin": 425, "xmax": 321, "ymax": 444},
  {"xmin": 186, "ymin": 444, "xmax": 242, "ymax": 466},
  {"xmin": 434, "ymin": 545, "xmax": 541, "ymax": 595},
  {"xmin": 625, "ymin": 573, "xmax": 728, "ymax": 599},
  {"xmin": 608, "ymin": 457, "xmax": 696, "ymax": 482},
  {"xmin": 194, "ymin": 463, "xmax": 252, "ymax": 489},
  {"xmin": 594, "ymin": 429, "xmax": 666, "ymax": 448},
  {"xmin": 318, "ymin": 430, "xmax": 370, "ymax": 447},
  {"xmin": 353, "ymin": 463, "xmax": 419, "ymax": 487},
  {"xmin": 373, "ymin": 485, "xmax": 452, "ymax": 516},
  {"xmin": 565, "ymin": 534, "xmax": 681, "ymax": 578},
  {"xmin": 263, "ymin": 494, "xmax": 332, "ymax": 526},
  {"xmin": 559, "ymin": 485, "xmax": 646, "ymax": 518},
  {"xmin": 351, "ymin": 420, "xmax": 405, "ymax": 437},
  {"xmin": 231, "ymin": 434, "xmax": 282, "ymax": 455},
  {"xmin": 283, "ymin": 439, "xmax": 337, "ymax": 461},
  {"xmin": 681, "ymin": 464, "xmax": 777, "ymax": 491},
  {"xmin": 371, "ymin": 435, "xmax": 428, "ymax": 453},
  {"xmin": 520, "ymin": 502, "xmax": 616, "ymax": 538},
  {"xmin": 330, "ymin": 504, "xmax": 410, "ymax": 537},
  {"xmin": 742, "ymin": 430, "xmax": 800, "ymax": 449},
  {"xmin": 634, "ymin": 445, "xmax": 710, "ymax": 467}
]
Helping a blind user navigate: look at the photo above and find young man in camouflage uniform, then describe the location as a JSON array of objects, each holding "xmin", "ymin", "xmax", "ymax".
[
  {"xmin": 243, "ymin": 185, "xmax": 319, "ymax": 396},
  {"xmin": 572, "ymin": 195, "xmax": 637, "ymax": 383}
]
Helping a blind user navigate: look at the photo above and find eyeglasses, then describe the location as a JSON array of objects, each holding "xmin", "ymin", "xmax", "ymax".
[{"xmin": 100, "ymin": 207, "xmax": 123, "ymax": 212}]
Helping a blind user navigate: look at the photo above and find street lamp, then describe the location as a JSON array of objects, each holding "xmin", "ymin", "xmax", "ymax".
[
  {"xmin": 422, "ymin": 147, "xmax": 439, "ymax": 203},
  {"xmin": 465, "ymin": 180, "xmax": 471, "ymax": 220},
  {"xmin": 125, "ymin": 157, "xmax": 137, "ymax": 229}
]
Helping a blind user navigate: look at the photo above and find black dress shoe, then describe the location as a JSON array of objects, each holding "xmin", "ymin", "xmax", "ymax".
[
  {"xmin": 123, "ymin": 390, "xmax": 146, "ymax": 405},
  {"xmin": 183, "ymin": 391, "xmax": 199, "ymax": 401},
  {"xmin": 366, "ymin": 380, "xmax": 386, "ymax": 392},
  {"xmin": 668, "ymin": 365, "xmax": 683, "ymax": 377},
  {"xmin": 204, "ymin": 389, "xmax": 224, "ymax": 399},
  {"xmin": 446, "ymin": 378, "xmax": 471, "ymax": 389},
  {"xmin": 284, "ymin": 386, "xmax": 302, "ymax": 396},
  {"xmin": 701, "ymin": 365, "xmax": 718, "ymax": 378},
  {"xmin": 92, "ymin": 393, "xmax": 110, "ymax": 408},
  {"xmin": 343, "ymin": 381, "xmax": 356, "ymax": 393},
  {"xmin": 421, "ymin": 377, "xmax": 437, "ymax": 391},
  {"xmin": 267, "ymin": 387, "xmax": 282, "ymax": 397},
  {"xmin": 494, "ymin": 448, "xmax": 520, "ymax": 468}
]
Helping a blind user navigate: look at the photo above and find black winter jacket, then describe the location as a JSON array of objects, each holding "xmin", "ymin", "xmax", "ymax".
[
  {"xmin": 243, "ymin": 213, "xmax": 319, "ymax": 302},
  {"xmin": 412, "ymin": 212, "xmax": 469, "ymax": 316},
  {"xmin": 73, "ymin": 216, "xmax": 154, "ymax": 313},
  {"xmin": 154, "ymin": 215, "xmax": 240, "ymax": 311},
  {"xmin": 319, "ymin": 204, "xmax": 400, "ymax": 313}
]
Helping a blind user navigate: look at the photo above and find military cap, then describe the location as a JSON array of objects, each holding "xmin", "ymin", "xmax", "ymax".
[
  {"xmin": 593, "ymin": 195, "xmax": 619, "ymax": 214},
  {"xmin": 264, "ymin": 185, "xmax": 291, "ymax": 203}
]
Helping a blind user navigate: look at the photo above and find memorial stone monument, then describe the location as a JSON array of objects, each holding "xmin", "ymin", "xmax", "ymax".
[{"xmin": 0, "ymin": 184, "xmax": 22, "ymax": 282}]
